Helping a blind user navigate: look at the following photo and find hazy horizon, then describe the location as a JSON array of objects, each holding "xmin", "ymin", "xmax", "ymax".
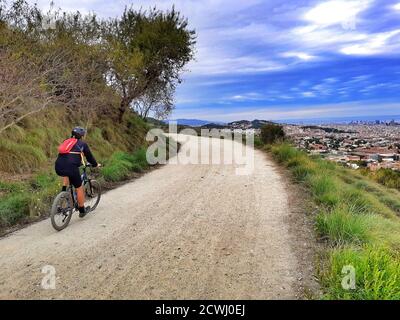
[{"xmin": 166, "ymin": 113, "xmax": 400, "ymax": 125}]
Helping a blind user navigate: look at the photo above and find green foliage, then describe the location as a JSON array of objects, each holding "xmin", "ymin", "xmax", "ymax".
[
  {"xmin": 0, "ymin": 181, "xmax": 25, "ymax": 193},
  {"xmin": 0, "ymin": 193, "xmax": 30, "ymax": 226},
  {"xmin": 103, "ymin": 6, "xmax": 196, "ymax": 119},
  {"xmin": 0, "ymin": 138, "xmax": 47, "ymax": 173},
  {"xmin": 309, "ymin": 175, "xmax": 340, "ymax": 207},
  {"xmin": 322, "ymin": 247, "xmax": 400, "ymax": 300},
  {"xmin": 253, "ymin": 136, "xmax": 263, "ymax": 148},
  {"xmin": 131, "ymin": 148, "xmax": 149, "ymax": 171},
  {"xmin": 260, "ymin": 123, "xmax": 285, "ymax": 144},
  {"xmin": 371, "ymin": 169, "xmax": 400, "ymax": 190},
  {"xmin": 31, "ymin": 172, "xmax": 58, "ymax": 189},
  {"xmin": 101, "ymin": 147, "xmax": 150, "ymax": 182},
  {"xmin": 316, "ymin": 208, "xmax": 373, "ymax": 245},
  {"xmin": 101, "ymin": 152, "xmax": 135, "ymax": 182},
  {"xmin": 269, "ymin": 142, "xmax": 400, "ymax": 299}
]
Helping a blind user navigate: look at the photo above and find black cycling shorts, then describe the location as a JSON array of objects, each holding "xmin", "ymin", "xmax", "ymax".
[{"xmin": 55, "ymin": 158, "xmax": 82, "ymax": 188}]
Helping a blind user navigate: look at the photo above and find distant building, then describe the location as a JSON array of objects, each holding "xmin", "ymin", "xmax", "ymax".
[{"xmin": 346, "ymin": 155, "xmax": 361, "ymax": 161}]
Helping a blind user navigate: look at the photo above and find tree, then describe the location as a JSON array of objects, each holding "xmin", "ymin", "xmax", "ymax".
[
  {"xmin": 0, "ymin": 1, "xmax": 117, "ymax": 132},
  {"xmin": 131, "ymin": 81, "xmax": 174, "ymax": 119},
  {"xmin": 0, "ymin": 1, "xmax": 195, "ymax": 133},
  {"xmin": 103, "ymin": 6, "xmax": 196, "ymax": 120},
  {"xmin": 0, "ymin": 46, "xmax": 73, "ymax": 134},
  {"xmin": 260, "ymin": 123, "xmax": 285, "ymax": 144}
]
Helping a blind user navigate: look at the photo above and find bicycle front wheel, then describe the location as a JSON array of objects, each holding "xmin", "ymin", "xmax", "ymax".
[
  {"xmin": 84, "ymin": 179, "xmax": 101, "ymax": 212},
  {"xmin": 50, "ymin": 192, "xmax": 73, "ymax": 231}
]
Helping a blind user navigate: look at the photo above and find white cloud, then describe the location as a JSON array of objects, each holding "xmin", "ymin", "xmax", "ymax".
[
  {"xmin": 345, "ymin": 75, "xmax": 371, "ymax": 83},
  {"xmin": 301, "ymin": 91, "xmax": 316, "ymax": 98},
  {"xmin": 303, "ymin": 0, "xmax": 372, "ymax": 29},
  {"xmin": 393, "ymin": 3, "xmax": 400, "ymax": 11},
  {"xmin": 323, "ymin": 77, "xmax": 338, "ymax": 83},
  {"xmin": 341, "ymin": 29, "xmax": 400, "ymax": 55},
  {"xmin": 292, "ymin": 0, "xmax": 400, "ymax": 57},
  {"xmin": 188, "ymin": 47, "xmax": 285, "ymax": 75},
  {"xmin": 229, "ymin": 92, "xmax": 264, "ymax": 101},
  {"xmin": 282, "ymin": 51, "xmax": 316, "ymax": 61},
  {"xmin": 291, "ymin": 0, "xmax": 373, "ymax": 55},
  {"xmin": 292, "ymin": 27, "xmax": 368, "ymax": 47}
]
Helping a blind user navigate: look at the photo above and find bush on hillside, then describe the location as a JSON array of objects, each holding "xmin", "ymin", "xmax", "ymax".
[{"xmin": 260, "ymin": 124, "xmax": 285, "ymax": 144}]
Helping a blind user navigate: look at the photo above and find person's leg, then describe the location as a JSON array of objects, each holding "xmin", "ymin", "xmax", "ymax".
[
  {"xmin": 62, "ymin": 177, "xmax": 69, "ymax": 191},
  {"xmin": 55, "ymin": 159, "xmax": 70, "ymax": 192},
  {"xmin": 63, "ymin": 177, "xmax": 69, "ymax": 186},
  {"xmin": 69, "ymin": 167, "xmax": 89, "ymax": 217},
  {"xmin": 76, "ymin": 185, "xmax": 85, "ymax": 207}
]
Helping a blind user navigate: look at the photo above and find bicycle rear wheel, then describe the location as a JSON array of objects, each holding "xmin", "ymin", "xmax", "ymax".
[
  {"xmin": 84, "ymin": 179, "xmax": 101, "ymax": 212},
  {"xmin": 50, "ymin": 191, "xmax": 73, "ymax": 231}
]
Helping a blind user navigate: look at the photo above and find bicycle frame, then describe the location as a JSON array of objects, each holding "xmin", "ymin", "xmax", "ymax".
[{"xmin": 51, "ymin": 164, "xmax": 100, "ymax": 231}]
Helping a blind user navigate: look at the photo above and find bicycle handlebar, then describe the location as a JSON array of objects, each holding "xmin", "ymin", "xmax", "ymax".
[{"xmin": 85, "ymin": 163, "xmax": 102, "ymax": 168}]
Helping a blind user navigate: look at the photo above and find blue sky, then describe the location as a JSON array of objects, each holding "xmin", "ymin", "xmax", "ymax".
[{"xmin": 31, "ymin": 0, "xmax": 400, "ymax": 121}]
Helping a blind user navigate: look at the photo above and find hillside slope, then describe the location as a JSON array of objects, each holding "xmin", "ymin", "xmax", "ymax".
[
  {"xmin": 269, "ymin": 143, "xmax": 400, "ymax": 299},
  {"xmin": 0, "ymin": 105, "xmax": 152, "ymax": 231}
]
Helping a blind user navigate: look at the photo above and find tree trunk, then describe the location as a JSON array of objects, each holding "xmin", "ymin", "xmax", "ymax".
[{"xmin": 118, "ymin": 97, "xmax": 129, "ymax": 122}]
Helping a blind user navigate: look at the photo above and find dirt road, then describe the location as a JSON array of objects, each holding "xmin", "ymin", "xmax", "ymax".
[{"xmin": 0, "ymin": 135, "xmax": 316, "ymax": 299}]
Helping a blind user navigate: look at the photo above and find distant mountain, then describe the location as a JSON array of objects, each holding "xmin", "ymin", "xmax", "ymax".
[
  {"xmin": 165, "ymin": 119, "xmax": 226, "ymax": 127},
  {"xmin": 145, "ymin": 117, "xmax": 168, "ymax": 128},
  {"xmin": 164, "ymin": 118, "xmax": 274, "ymax": 129},
  {"xmin": 228, "ymin": 119, "xmax": 273, "ymax": 129},
  {"xmin": 200, "ymin": 123, "xmax": 228, "ymax": 129}
]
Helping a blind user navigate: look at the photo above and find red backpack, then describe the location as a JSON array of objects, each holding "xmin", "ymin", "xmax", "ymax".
[{"xmin": 58, "ymin": 138, "xmax": 78, "ymax": 154}]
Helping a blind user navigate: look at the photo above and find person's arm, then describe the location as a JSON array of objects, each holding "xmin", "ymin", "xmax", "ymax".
[{"xmin": 82, "ymin": 143, "xmax": 98, "ymax": 167}]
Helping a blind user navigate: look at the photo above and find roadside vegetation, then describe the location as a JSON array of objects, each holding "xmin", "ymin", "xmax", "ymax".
[
  {"xmin": 261, "ymin": 124, "xmax": 400, "ymax": 300},
  {"xmin": 0, "ymin": 1, "xmax": 194, "ymax": 232},
  {"xmin": 359, "ymin": 168, "xmax": 400, "ymax": 191}
]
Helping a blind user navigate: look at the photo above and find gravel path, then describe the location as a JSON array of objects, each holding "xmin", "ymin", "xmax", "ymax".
[{"xmin": 0, "ymin": 135, "xmax": 316, "ymax": 299}]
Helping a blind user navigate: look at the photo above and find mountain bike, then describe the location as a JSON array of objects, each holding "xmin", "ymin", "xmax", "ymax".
[{"xmin": 50, "ymin": 163, "xmax": 101, "ymax": 231}]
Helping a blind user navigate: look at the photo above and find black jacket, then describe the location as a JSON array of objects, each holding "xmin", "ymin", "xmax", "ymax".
[{"xmin": 57, "ymin": 139, "xmax": 98, "ymax": 167}]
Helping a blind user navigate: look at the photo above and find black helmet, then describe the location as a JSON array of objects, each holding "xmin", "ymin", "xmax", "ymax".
[{"xmin": 71, "ymin": 127, "xmax": 86, "ymax": 139}]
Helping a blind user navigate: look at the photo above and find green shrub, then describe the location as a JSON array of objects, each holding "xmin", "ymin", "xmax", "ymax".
[
  {"xmin": 254, "ymin": 136, "xmax": 263, "ymax": 148},
  {"xmin": 101, "ymin": 148, "xmax": 150, "ymax": 181},
  {"xmin": 31, "ymin": 172, "xmax": 58, "ymax": 190},
  {"xmin": 271, "ymin": 143, "xmax": 299, "ymax": 163},
  {"xmin": 269, "ymin": 142, "xmax": 400, "ymax": 300},
  {"xmin": 316, "ymin": 207, "xmax": 373, "ymax": 245},
  {"xmin": 0, "ymin": 181, "xmax": 25, "ymax": 193},
  {"xmin": 374, "ymin": 169, "xmax": 400, "ymax": 190},
  {"xmin": 101, "ymin": 155, "xmax": 132, "ymax": 182},
  {"xmin": 342, "ymin": 188, "xmax": 373, "ymax": 214},
  {"xmin": 260, "ymin": 123, "xmax": 285, "ymax": 144},
  {"xmin": 0, "ymin": 193, "xmax": 30, "ymax": 226},
  {"xmin": 380, "ymin": 196, "xmax": 400, "ymax": 214},
  {"xmin": 309, "ymin": 175, "xmax": 338, "ymax": 197},
  {"xmin": 132, "ymin": 148, "xmax": 149, "ymax": 170},
  {"xmin": 0, "ymin": 140, "xmax": 47, "ymax": 173},
  {"xmin": 322, "ymin": 247, "xmax": 400, "ymax": 300}
]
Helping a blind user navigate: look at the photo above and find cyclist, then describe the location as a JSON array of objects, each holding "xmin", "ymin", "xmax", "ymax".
[{"xmin": 55, "ymin": 127, "xmax": 101, "ymax": 217}]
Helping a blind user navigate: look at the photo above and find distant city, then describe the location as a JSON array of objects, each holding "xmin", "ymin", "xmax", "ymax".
[
  {"xmin": 276, "ymin": 115, "xmax": 400, "ymax": 126},
  {"xmin": 166, "ymin": 116, "xmax": 400, "ymax": 172},
  {"xmin": 167, "ymin": 115, "xmax": 400, "ymax": 127},
  {"xmin": 284, "ymin": 123, "xmax": 400, "ymax": 172}
]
